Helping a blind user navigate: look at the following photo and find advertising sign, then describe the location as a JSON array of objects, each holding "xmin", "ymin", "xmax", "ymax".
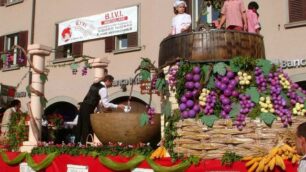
[{"xmin": 58, "ymin": 6, "xmax": 138, "ymax": 46}]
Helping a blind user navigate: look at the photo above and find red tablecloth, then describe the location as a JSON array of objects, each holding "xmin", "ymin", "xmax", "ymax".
[{"xmin": 0, "ymin": 152, "xmax": 298, "ymax": 172}]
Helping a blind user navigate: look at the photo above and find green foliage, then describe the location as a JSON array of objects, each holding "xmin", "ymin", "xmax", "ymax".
[
  {"xmin": 256, "ymin": 59, "xmax": 272, "ymax": 76},
  {"xmin": 31, "ymin": 144, "xmax": 153, "ymax": 157},
  {"xmin": 229, "ymin": 103, "xmax": 241, "ymax": 118},
  {"xmin": 139, "ymin": 58, "xmax": 152, "ymax": 81},
  {"xmin": 213, "ymin": 62, "xmax": 227, "ymax": 76},
  {"xmin": 207, "ymin": 75, "xmax": 215, "ymax": 89},
  {"xmin": 139, "ymin": 112, "xmax": 149, "ymax": 126},
  {"xmin": 248, "ymin": 105, "xmax": 261, "ymax": 119},
  {"xmin": 221, "ymin": 151, "xmax": 242, "ymax": 166},
  {"xmin": 40, "ymin": 97, "xmax": 48, "ymax": 108},
  {"xmin": 70, "ymin": 63, "xmax": 79, "ymax": 70},
  {"xmin": 246, "ymin": 87, "xmax": 260, "ymax": 103},
  {"xmin": 40, "ymin": 73, "xmax": 48, "ymax": 83},
  {"xmin": 161, "ymin": 100, "xmax": 172, "ymax": 117},
  {"xmin": 164, "ymin": 109, "xmax": 181, "ymax": 161},
  {"xmin": 155, "ymin": 78, "xmax": 167, "ymax": 93},
  {"xmin": 7, "ymin": 112, "xmax": 28, "ymax": 151},
  {"xmin": 26, "ymin": 85, "xmax": 31, "ymax": 97},
  {"xmin": 260, "ymin": 112, "xmax": 277, "ymax": 126},
  {"xmin": 140, "ymin": 70, "xmax": 151, "ymax": 81},
  {"xmin": 200, "ymin": 114, "xmax": 218, "ymax": 128},
  {"xmin": 175, "ymin": 62, "xmax": 193, "ymax": 101},
  {"xmin": 230, "ymin": 56, "xmax": 257, "ymax": 72}
]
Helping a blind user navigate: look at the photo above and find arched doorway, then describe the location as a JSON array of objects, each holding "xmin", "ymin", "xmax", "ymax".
[{"xmin": 43, "ymin": 101, "xmax": 78, "ymax": 143}]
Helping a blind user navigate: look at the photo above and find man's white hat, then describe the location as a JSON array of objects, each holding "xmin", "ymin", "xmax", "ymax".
[{"xmin": 173, "ymin": 0, "xmax": 187, "ymax": 8}]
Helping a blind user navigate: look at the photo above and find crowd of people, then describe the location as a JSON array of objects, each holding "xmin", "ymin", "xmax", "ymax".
[{"xmin": 171, "ymin": 0, "xmax": 261, "ymax": 35}]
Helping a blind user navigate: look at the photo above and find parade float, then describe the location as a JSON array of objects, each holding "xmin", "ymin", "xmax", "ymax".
[{"xmin": 0, "ymin": 29, "xmax": 305, "ymax": 172}]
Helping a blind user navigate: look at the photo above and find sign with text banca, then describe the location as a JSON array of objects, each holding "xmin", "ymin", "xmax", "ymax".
[{"xmin": 58, "ymin": 6, "xmax": 138, "ymax": 46}]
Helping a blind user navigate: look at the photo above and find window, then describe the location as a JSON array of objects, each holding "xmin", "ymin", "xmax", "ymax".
[
  {"xmin": 55, "ymin": 24, "xmax": 83, "ymax": 61},
  {"xmin": 105, "ymin": 32, "xmax": 139, "ymax": 53},
  {"xmin": 288, "ymin": 0, "xmax": 306, "ymax": 23},
  {"xmin": 0, "ymin": 31, "xmax": 28, "ymax": 70}
]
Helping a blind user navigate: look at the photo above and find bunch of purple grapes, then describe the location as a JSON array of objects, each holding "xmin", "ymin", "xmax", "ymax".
[
  {"xmin": 203, "ymin": 91, "xmax": 217, "ymax": 115},
  {"xmin": 146, "ymin": 106, "xmax": 155, "ymax": 124},
  {"xmin": 179, "ymin": 66, "xmax": 202, "ymax": 119},
  {"xmin": 255, "ymin": 67, "xmax": 267, "ymax": 92},
  {"xmin": 151, "ymin": 74, "xmax": 157, "ymax": 90},
  {"xmin": 81, "ymin": 67, "xmax": 88, "ymax": 76},
  {"xmin": 72, "ymin": 69, "xmax": 78, "ymax": 75},
  {"xmin": 234, "ymin": 94, "xmax": 254, "ymax": 130},
  {"xmin": 268, "ymin": 72, "xmax": 292, "ymax": 126},
  {"xmin": 215, "ymin": 70, "xmax": 239, "ymax": 119},
  {"xmin": 168, "ymin": 63, "xmax": 179, "ymax": 89}
]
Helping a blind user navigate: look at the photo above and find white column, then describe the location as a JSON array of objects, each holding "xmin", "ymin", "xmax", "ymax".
[
  {"xmin": 88, "ymin": 57, "xmax": 110, "ymax": 83},
  {"xmin": 20, "ymin": 44, "xmax": 51, "ymax": 152},
  {"xmin": 88, "ymin": 57, "xmax": 109, "ymax": 145}
]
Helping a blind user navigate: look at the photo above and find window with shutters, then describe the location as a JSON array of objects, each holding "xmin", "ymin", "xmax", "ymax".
[
  {"xmin": 54, "ymin": 24, "xmax": 83, "ymax": 62},
  {"xmin": 285, "ymin": 0, "xmax": 306, "ymax": 28},
  {"xmin": 0, "ymin": 31, "xmax": 28, "ymax": 70},
  {"xmin": 105, "ymin": 32, "xmax": 140, "ymax": 53}
]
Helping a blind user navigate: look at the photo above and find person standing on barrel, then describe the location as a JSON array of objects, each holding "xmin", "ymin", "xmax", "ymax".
[{"xmin": 75, "ymin": 75, "xmax": 125, "ymax": 144}]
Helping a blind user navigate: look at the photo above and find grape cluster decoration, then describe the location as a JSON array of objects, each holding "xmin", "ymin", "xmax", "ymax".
[{"xmin": 167, "ymin": 57, "xmax": 306, "ymax": 130}]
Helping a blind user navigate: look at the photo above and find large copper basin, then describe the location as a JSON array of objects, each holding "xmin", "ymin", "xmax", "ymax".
[{"xmin": 91, "ymin": 112, "xmax": 161, "ymax": 145}]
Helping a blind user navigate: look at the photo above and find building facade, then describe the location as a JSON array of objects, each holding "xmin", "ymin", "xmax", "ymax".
[{"xmin": 0, "ymin": 0, "xmax": 305, "ymax": 122}]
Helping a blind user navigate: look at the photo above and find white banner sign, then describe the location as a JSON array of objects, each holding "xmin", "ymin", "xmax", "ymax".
[{"xmin": 58, "ymin": 6, "xmax": 138, "ymax": 46}]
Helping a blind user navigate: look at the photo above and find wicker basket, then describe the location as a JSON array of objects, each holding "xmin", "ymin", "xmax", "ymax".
[{"xmin": 173, "ymin": 116, "xmax": 306, "ymax": 159}]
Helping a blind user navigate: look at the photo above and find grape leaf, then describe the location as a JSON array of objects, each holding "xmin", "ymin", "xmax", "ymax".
[
  {"xmin": 213, "ymin": 62, "xmax": 227, "ymax": 76},
  {"xmin": 201, "ymin": 115, "xmax": 218, "ymax": 128},
  {"xmin": 26, "ymin": 85, "xmax": 31, "ymax": 98},
  {"xmin": 246, "ymin": 87, "xmax": 260, "ymax": 103},
  {"xmin": 207, "ymin": 76, "xmax": 215, "ymax": 89},
  {"xmin": 140, "ymin": 70, "xmax": 151, "ymax": 81},
  {"xmin": 155, "ymin": 78, "xmax": 166, "ymax": 93},
  {"xmin": 162, "ymin": 100, "xmax": 172, "ymax": 117},
  {"xmin": 257, "ymin": 59, "xmax": 272, "ymax": 76},
  {"xmin": 201, "ymin": 65, "xmax": 209, "ymax": 75},
  {"xmin": 40, "ymin": 73, "xmax": 48, "ymax": 83},
  {"xmin": 139, "ymin": 112, "xmax": 149, "ymax": 126},
  {"xmin": 40, "ymin": 97, "xmax": 48, "ymax": 108},
  {"xmin": 229, "ymin": 103, "xmax": 241, "ymax": 118},
  {"xmin": 260, "ymin": 112, "xmax": 276, "ymax": 126},
  {"xmin": 229, "ymin": 59, "xmax": 240, "ymax": 72},
  {"xmin": 70, "ymin": 63, "xmax": 79, "ymax": 70}
]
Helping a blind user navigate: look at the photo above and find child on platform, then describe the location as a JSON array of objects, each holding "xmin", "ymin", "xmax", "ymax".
[
  {"xmin": 217, "ymin": 0, "xmax": 247, "ymax": 31},
  {"xmin": 171, "ymin": 0, "xmax": 191, "ymax": 35},
  {"xmin": 247, "ymin": 1, "xmax": 261, "ymax": 33}
]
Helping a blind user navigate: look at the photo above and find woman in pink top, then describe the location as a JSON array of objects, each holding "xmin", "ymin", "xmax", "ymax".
[
  {"xmin": 247, "ymin": 1, "xmax": 261, "ymax": 33},
  {"xmin": 217, "ymin": 0, "xmax": 247, "ymax": 31}
]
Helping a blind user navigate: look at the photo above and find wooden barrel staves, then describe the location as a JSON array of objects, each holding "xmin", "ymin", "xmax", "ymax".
[
  {"xmin": 90, "ymin": 112, "xmax": 161, "ymax": 145},
  {"xmin": 159, "ymin": 30, "xmax": 265, "ymax": 67}
]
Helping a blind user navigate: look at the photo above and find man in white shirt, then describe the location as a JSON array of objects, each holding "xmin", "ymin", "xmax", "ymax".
[
  {"xmin": 296, "ymin": 122, "xmax": 306, "ymax": 172},
  {"xmin": 75, "ymin": 75, "xmax": 125, "ymax": 144}
]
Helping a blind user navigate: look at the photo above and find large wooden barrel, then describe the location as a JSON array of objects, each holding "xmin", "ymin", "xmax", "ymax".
[
  {"xmin": 159, "ymin": 30, "xmax": 265, "ymax": 67},
  {"xmin": 91, "ymin": 112, "xmax": 161, "ymax": 145}
]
